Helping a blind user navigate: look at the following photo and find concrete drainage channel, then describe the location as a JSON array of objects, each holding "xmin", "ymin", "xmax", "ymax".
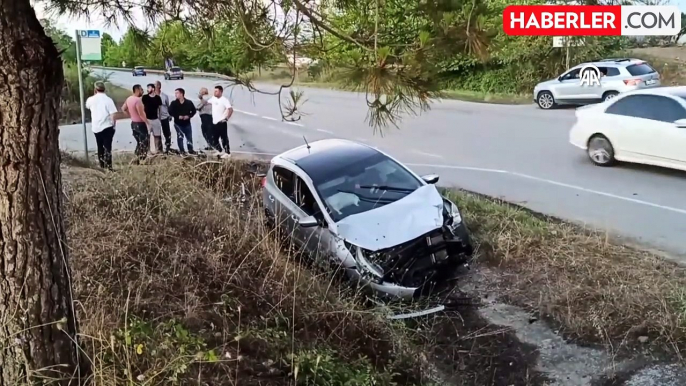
[{"xmin": 462, "ymin": 267, "xmax": 686, "ymax": 386}]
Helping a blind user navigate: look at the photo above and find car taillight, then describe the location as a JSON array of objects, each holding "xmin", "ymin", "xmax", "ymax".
[
  {"xmin": 261, "ymin": 177, "xmax": 267, "ymax": 187},
  {"xmin": 624, "ymin": 79, "xmax": 642, "ymax": 86}
]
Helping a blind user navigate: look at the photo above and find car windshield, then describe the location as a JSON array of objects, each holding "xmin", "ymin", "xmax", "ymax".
[{"xmin": 313, "ymin": 153, "xmax": 423, "ymax": 222}]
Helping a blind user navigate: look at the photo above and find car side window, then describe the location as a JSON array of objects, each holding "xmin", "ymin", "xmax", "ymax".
[
  {"xmin": 649, "ymin": 95, "xmax": 686, "ymax": 123},
  {"xmin": 598, "ymin": 67, "xmax": 620, "ymax": 77},
  {"xmin": 295, "ymin": 177, "xmax": 324, "ymax": 218},
  {"xmin": 560, "ymin": 68, "xmax": 581, "ymax": 81},
  {"xmin": 605, "ymin": 95, "xmax": 651, "ymax": 119},
  {"xmin": 273, "ymin": 166, "xmax": 295, "ymax": 199}
]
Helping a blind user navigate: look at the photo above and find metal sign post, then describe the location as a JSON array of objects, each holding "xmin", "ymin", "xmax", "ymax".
[
  {"xmin": 74, "ymin": 31, "xmax": 88, "ymax": 161},
  {"xmin": 74, "ymin": 29, "xmax": 102, "ymax": 161}
]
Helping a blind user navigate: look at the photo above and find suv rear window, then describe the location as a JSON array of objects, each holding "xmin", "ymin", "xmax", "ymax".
[
  {"xmin": 626, "ymin": 63, "xmax": 656, "ymax": 76},
  {"xmin": 171, "ymin": 67, "xmax": 181, "ymax": 71}
]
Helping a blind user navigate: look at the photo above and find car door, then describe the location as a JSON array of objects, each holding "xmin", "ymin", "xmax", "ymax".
[
  {"xmin": 553, "ymin": 68, "xmax": 586, "ymax": 101},
  {"xmin": 642, "ymin": 95, "xmax": 686, "ymax": 164},
  {"xmin": 603, "ymin": 95, "xmax": 656, "ymax": 158},
  {"xmin": 594, "ymin": 66, "xmax": 621, "ymax": 99},
  {"xmin": 268, "ymin": 165, "xmax": 300, "ymax": 236},
  {"xmin": 291, "ymin": 176, "xmax": 334, "ymax": 255}
]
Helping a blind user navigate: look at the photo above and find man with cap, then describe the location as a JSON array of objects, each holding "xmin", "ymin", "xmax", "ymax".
[
  {"xmin": 142, "ymin": 83, "xmax": 163, "ymax": 154},
  {"xmin": 155, "ymin": 80, "xmax": 176, "ymax": 154},
  {"xmin": 196, "ymin": 87, "xmax": 213, "ymax": 150},
  {"xmin": 85, "ymin": 81, "xmax": 119, "ymax": 170}
]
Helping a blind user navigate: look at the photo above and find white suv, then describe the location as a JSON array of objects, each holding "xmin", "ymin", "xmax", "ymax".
[{"xmin": 533, "ymin": 58, "xmax": 661, "ymax": 110}]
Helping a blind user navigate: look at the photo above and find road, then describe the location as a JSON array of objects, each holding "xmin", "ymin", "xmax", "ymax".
[{"xmin": 59, "ymin": 69, "xmax": 686, "ymax": 258}]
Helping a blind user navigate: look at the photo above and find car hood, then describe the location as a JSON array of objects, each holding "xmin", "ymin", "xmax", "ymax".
[{"xmin": 334, "ymin": 184, "xmax": 444, "ymax": 251}]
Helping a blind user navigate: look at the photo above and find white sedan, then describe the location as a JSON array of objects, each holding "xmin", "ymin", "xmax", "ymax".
[{"xmin": 569, "ymin": 86, "xmax": 686, "ymax": 171}]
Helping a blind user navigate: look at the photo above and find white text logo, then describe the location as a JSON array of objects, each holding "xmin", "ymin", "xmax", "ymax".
[{"xmin": 580, "ymin": 65, "xmax": 601, "ymax": 87}]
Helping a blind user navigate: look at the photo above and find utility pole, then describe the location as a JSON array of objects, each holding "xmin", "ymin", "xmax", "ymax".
[{"xmin": 75, "ymin": 30, "xmax": 89, "ymax": 161}]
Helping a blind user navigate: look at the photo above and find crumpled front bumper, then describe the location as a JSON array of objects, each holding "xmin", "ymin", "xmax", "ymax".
[{"xmin": 352, "ymin": 221, "xmax": 474, "ymax": 299}]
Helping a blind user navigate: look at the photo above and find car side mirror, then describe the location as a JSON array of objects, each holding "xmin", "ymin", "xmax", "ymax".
[
  {"xmin": 558, "ymin": 76, "xmax": 563, "ymax": 82},
  {"xmin": 674, "ymin": 119, "xmax": 686, "ymax": 128},
  {"xmin": 421, "ymin": 174, "xmax": 440, "ymax": 184},
  {"xmin": 298, "ymin": 215, "xmax": 319, "ymax": 228}
]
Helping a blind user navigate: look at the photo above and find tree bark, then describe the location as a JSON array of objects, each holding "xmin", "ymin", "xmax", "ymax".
[{"xmin": 0, "ymin": 0, "xmax": 80, "ymax": 384}]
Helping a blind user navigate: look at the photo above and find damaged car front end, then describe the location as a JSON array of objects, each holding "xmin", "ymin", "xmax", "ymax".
[{"xmin": 333, "ymin": 185, "xmax": 473, "ymax": 299}]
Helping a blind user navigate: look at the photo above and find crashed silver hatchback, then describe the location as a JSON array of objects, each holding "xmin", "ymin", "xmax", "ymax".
[{"xmin": 261, "ymin": 139, "xmax": 473, "ymax": 298}]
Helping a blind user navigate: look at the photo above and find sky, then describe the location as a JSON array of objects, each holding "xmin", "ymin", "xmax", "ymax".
[
  {"xmin": 33, "ymin": 0, "xmax": 686, "ymax": 43},
  {"xmin": 32, "ymin": 1, "xmax": 145, "ymax": 41}
]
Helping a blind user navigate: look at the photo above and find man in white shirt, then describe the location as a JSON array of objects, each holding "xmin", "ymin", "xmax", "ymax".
[
  {"xmin": 85, "ymin": 81, "xmax": 118, "ymax": 170},
  {"xmin": 208, "ymin": 85, "xmax": 233, "ymax": 159}
]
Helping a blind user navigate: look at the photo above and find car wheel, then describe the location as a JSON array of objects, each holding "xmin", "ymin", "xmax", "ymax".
[
  {"xmin": 536, "ymin": 91, "xmax": 556, "ymax": 110},
  {"xmin": 602, "ymin": 91, "xmax": 619, "ymax": 102},
  {"xmin": 587, "ymin": 134, "xmax": 617, "ymax": 167}
]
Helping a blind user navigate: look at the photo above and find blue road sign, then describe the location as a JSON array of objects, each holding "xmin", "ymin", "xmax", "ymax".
[{"xmin": 78, "ymin": 30, "xmax": 100, "ymax": 38}]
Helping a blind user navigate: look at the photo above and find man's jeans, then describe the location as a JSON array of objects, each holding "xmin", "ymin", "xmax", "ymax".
[
  {"xmin": 200, "ymin": 114, "xmax": 213, "ymax": 147},
  {"xmin": 174, "ymin": 122, "xmax": 194, "ymax": 153},
  {"xmin": 131, "ymin": 122, "xmax": 149, "ymax": 159},
  {"xmin": 161, "ymin": 117, "xmax": 173, "ymax": 150}
]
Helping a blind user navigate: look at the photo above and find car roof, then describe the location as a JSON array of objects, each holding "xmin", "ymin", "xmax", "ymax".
[
  {"xmin": 579, "ymin": 58, "xmax": 647, "ymax": 68},
  {"xmin": 135, "ymin": 66, "xmax": 144, "ymax": 68},
  {"xmin": 276, "ymin": 138, "xmax": 382, "ymax": 181}
]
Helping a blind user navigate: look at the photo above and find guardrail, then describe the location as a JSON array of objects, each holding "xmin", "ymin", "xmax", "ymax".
[{"xmin": 91, "ymin": 66, "xmax": 234, "ymax": 81}]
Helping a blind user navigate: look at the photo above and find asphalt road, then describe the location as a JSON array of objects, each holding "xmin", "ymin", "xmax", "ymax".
[{"xmin": 59, "ymin": 69, "xmax": 686, "ymax": 258}]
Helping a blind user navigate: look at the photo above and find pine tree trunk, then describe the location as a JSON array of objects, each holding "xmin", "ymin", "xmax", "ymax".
[{"xmin": 0, "ymin": 0, "xmax": 80, "ymax": 384}]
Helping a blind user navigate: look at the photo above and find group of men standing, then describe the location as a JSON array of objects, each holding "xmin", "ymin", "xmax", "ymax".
[{"xmin": 85, "ymin": 80, "xmax": 234, "ymax": 170}]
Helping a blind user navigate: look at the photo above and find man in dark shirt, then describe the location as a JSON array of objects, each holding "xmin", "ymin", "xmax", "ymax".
[
  {"xmin": 142, "ymin": 83, "xmax": 163, "ymax": 154},
  {"xmin": 168, "ymin": 88, "xmax": 197, "ymax": 155}
]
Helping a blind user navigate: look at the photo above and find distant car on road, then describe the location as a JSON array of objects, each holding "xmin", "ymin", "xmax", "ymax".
[
  {"xmin": 534, "ymin": 58, "xmax": 661, "ymax": 110},
  {"xmin": 164, "ymin": 66, "xmax": 184, "ymax": 80},
  {"xmin": 261, "ymin": 138, "xmax": 474, "ymax": 299},
  {"xmin": 132, "ymin": 66, "xmax": 146, "ymax": 76},
  {"xmin": 569, "ymin": 86, "xmax": 686, "ymax": 171}
]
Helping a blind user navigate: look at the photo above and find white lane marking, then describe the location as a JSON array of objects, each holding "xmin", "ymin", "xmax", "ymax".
[
  {"xmin": 406, "ymin": 163, "xmax": 508, "ymax": 174},
  {"xmin": 208, "ymin": 149, "xmax": 686, "ymax": 216},
  {"xmin": 317, "ymin": 129, "xmax": 334, "ymax": 134},
  {"xmin": 235, "ymin": 109, "xmax": 258, "ymax": 116},
  {"xmin": 285, "ymin": 121, "xmax": 304, "ymax": 127},
  {"xmin": 269, "ymin": 125, "xmax": 301, "ymax": 138},
  {"xmin": 262, "ymin": 116, "xmax": 278, "ymax": 121},
  {"xmin": 411, "ymin": 149, "xmax": 443, "ymax": 159},
  {"xmin": 407, "ymin": 162, "xmax": 686, "ymax": 216}
]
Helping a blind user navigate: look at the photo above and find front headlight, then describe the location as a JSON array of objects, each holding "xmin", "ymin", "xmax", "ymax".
[
  {"xmin": 449, "ymin": 202, "xmax": 462, "ymax": 225},
  {"xmin": 344, "ymin": 242, "xmax": 384, "ymax": 280}
]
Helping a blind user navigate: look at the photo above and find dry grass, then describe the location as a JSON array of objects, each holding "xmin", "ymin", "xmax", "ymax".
[
  {"xmin": 630, "ymin": 47, "xmax": 686, "ymax": 87},
  {"xmin": 245, "ymin": 66, "xmax": 532, "ymax": 104},
  {"xmin": 58, "ymin": 154, "xmax": 686, "ymax": 385},
  {"xmin": 446, "ymin": 189, "xmax": 686, "ymax": 357},
  {"xmin": 63, "ymin": 157, "xmax": 429, "ymax": 385}
]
